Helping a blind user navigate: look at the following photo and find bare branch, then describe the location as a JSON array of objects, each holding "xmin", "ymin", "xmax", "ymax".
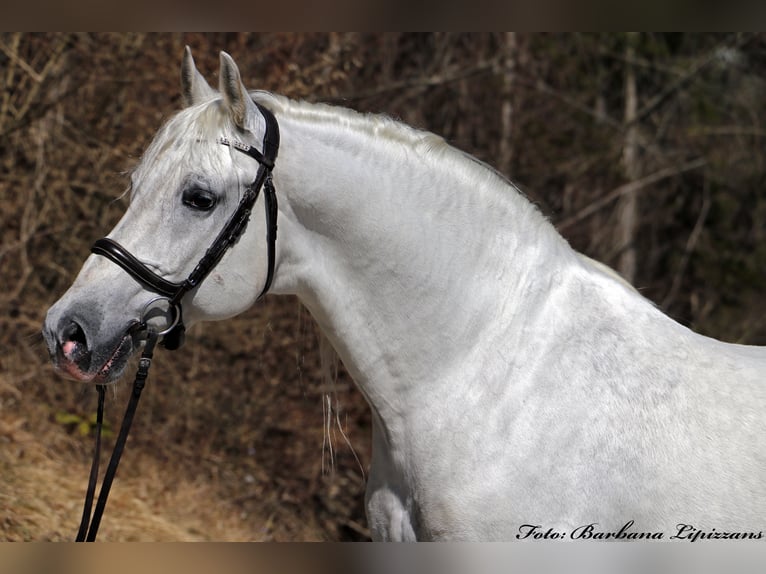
[
  {"xmin": 0, "ymin": 33, "xmax": 21, "ymax": 132},
  {"xmin": 0, "ymin": 33, "xmax": 41, "ymax": 83},
  {"xmin": 328, "ymin": 57, "xmax": 501, "ymax": 102},
  {"xmin": 516, "ymin": 74, "xmax": 624, "ymax": 132},
  {"xmin": 632, "ymin": 33, "xmax": 757, "ymax": 127},
  {"xmin": 557, "ymin": 158, "xmax": 707, "ymax": 232},
  {"xmin": 661, "ymin": 184, "xmax": 712, "ymax": 309}
]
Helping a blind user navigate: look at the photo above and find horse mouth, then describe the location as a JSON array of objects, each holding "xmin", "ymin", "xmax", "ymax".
[{"xmin": 56, "ymin": 328, "xmax": 139, "ymax": 384}]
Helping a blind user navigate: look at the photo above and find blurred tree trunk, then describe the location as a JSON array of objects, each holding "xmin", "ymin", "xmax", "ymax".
[
  {"xmin": 616, "ymin": 32, "xmax": 640, "ymax": 283},
  {"xmin": 498, "ymin": 32, "xmax": 517, "ymax": 178}
]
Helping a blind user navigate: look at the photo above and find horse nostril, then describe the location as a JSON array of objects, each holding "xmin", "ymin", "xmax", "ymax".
[
  {"xmin": 62, "ymin": 320, "xmax": 87, "ymax": 345},
  {"xmin": 59, "ymin": 320, "xmax": 90, "ymax": 364}
]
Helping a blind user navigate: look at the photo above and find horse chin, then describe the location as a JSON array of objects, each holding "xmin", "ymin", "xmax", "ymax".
[{"xmin": 56, "ymin": 329, "xmax": 138, "ymax": 385}]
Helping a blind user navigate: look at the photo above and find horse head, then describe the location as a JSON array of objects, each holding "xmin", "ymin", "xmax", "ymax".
[{"xmin": 44, "ymin": 48, "xmax": 277, "ymax": 383}]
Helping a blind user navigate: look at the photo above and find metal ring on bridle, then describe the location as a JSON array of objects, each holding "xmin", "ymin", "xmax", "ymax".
[{"xmin": 139, "ymin": 296, "xmax": 181, "ymax": 336}]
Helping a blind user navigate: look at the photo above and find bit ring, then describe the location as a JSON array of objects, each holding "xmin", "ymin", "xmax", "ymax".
[{"xmin": 140, "ymin": 296, "xmax": 181, "ymax": 336}]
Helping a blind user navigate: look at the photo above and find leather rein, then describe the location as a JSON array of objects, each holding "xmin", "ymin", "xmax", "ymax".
[{"xmin": 75, "ymin": 102, "xmax": 279, "ymax": 541}]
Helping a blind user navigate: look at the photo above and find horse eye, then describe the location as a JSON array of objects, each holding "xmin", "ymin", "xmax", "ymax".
[{"xmin": 182, "ymin": 188, "xmax": 217, "ymax": 212}]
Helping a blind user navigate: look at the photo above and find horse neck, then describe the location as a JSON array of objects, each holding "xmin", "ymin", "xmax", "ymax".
[{"xmin": 269, "ymin": 103, "xmax": 574, "ymax": 422}]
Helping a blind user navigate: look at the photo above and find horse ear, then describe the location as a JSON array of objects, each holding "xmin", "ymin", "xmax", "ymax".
[
  {"xmin": 218, "ymin": 51, "xmax": 258, "ymax": 131},
  {"xmin": 181, "ymin": 46, "xmax": 215, "ymax": 107}
]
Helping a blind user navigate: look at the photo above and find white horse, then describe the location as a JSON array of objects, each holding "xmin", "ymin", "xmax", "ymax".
[{"xmin": 44, "ymin": 49, "xmax": 766, "ymax": 541}]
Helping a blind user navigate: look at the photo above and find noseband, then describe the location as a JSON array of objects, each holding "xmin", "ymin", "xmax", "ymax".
[{"xmin": 91, "ymin": 102, "xmax": 280, "ymax": 350}]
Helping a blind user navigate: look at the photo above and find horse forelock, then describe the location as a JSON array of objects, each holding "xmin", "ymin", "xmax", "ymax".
[{"xmin": 129, "ymin": 99, "xmax": 244, "ymax": 201}]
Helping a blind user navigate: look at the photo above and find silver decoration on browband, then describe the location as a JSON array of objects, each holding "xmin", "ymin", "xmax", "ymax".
[{"xmin": 217, "ymin": 137, "xmax": 254, "ymax": 153}]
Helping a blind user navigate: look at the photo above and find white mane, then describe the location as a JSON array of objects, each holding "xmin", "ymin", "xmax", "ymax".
[{"xmin": 252, "ymin": 91, "xmax": 556, "ymax": 243}]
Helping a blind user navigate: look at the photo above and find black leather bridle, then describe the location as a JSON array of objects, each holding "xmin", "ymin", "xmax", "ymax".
[
  {"xmin": 74, "ymin": 102, "xmax": 279, "ymax": 542},
  {"xmin": 91, "ymin": 102, "xmax": 280, "ymax": 350}
]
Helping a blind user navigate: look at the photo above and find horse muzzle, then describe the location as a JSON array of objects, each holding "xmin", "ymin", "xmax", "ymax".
[
  {"xmin": 44, "ymin": 297, "xmax": 180, "ymax": 383},
  {"xmin": 45, "ymin": 317, "xmax": 142, "ymax": 384}
]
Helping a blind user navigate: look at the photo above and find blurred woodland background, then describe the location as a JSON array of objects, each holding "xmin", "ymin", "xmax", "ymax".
[{"xmin": 1, "ymin": 32, "xmax": 765, "ymax": 540}]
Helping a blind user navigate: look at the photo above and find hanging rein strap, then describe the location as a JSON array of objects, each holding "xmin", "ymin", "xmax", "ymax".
[{"xmin": 75, "ymin": 331, "xmax": 158, "ymax": 542}]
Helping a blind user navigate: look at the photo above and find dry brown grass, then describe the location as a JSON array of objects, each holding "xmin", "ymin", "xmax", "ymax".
[{"xmin": 0, "ymin": 402, "xmax": 258, "ymax": 541}]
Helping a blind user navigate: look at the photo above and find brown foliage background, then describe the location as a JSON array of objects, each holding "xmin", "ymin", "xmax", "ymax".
[{"xmin": 1, "ymin": 33, "xmax": 765, "ymax": 540}]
